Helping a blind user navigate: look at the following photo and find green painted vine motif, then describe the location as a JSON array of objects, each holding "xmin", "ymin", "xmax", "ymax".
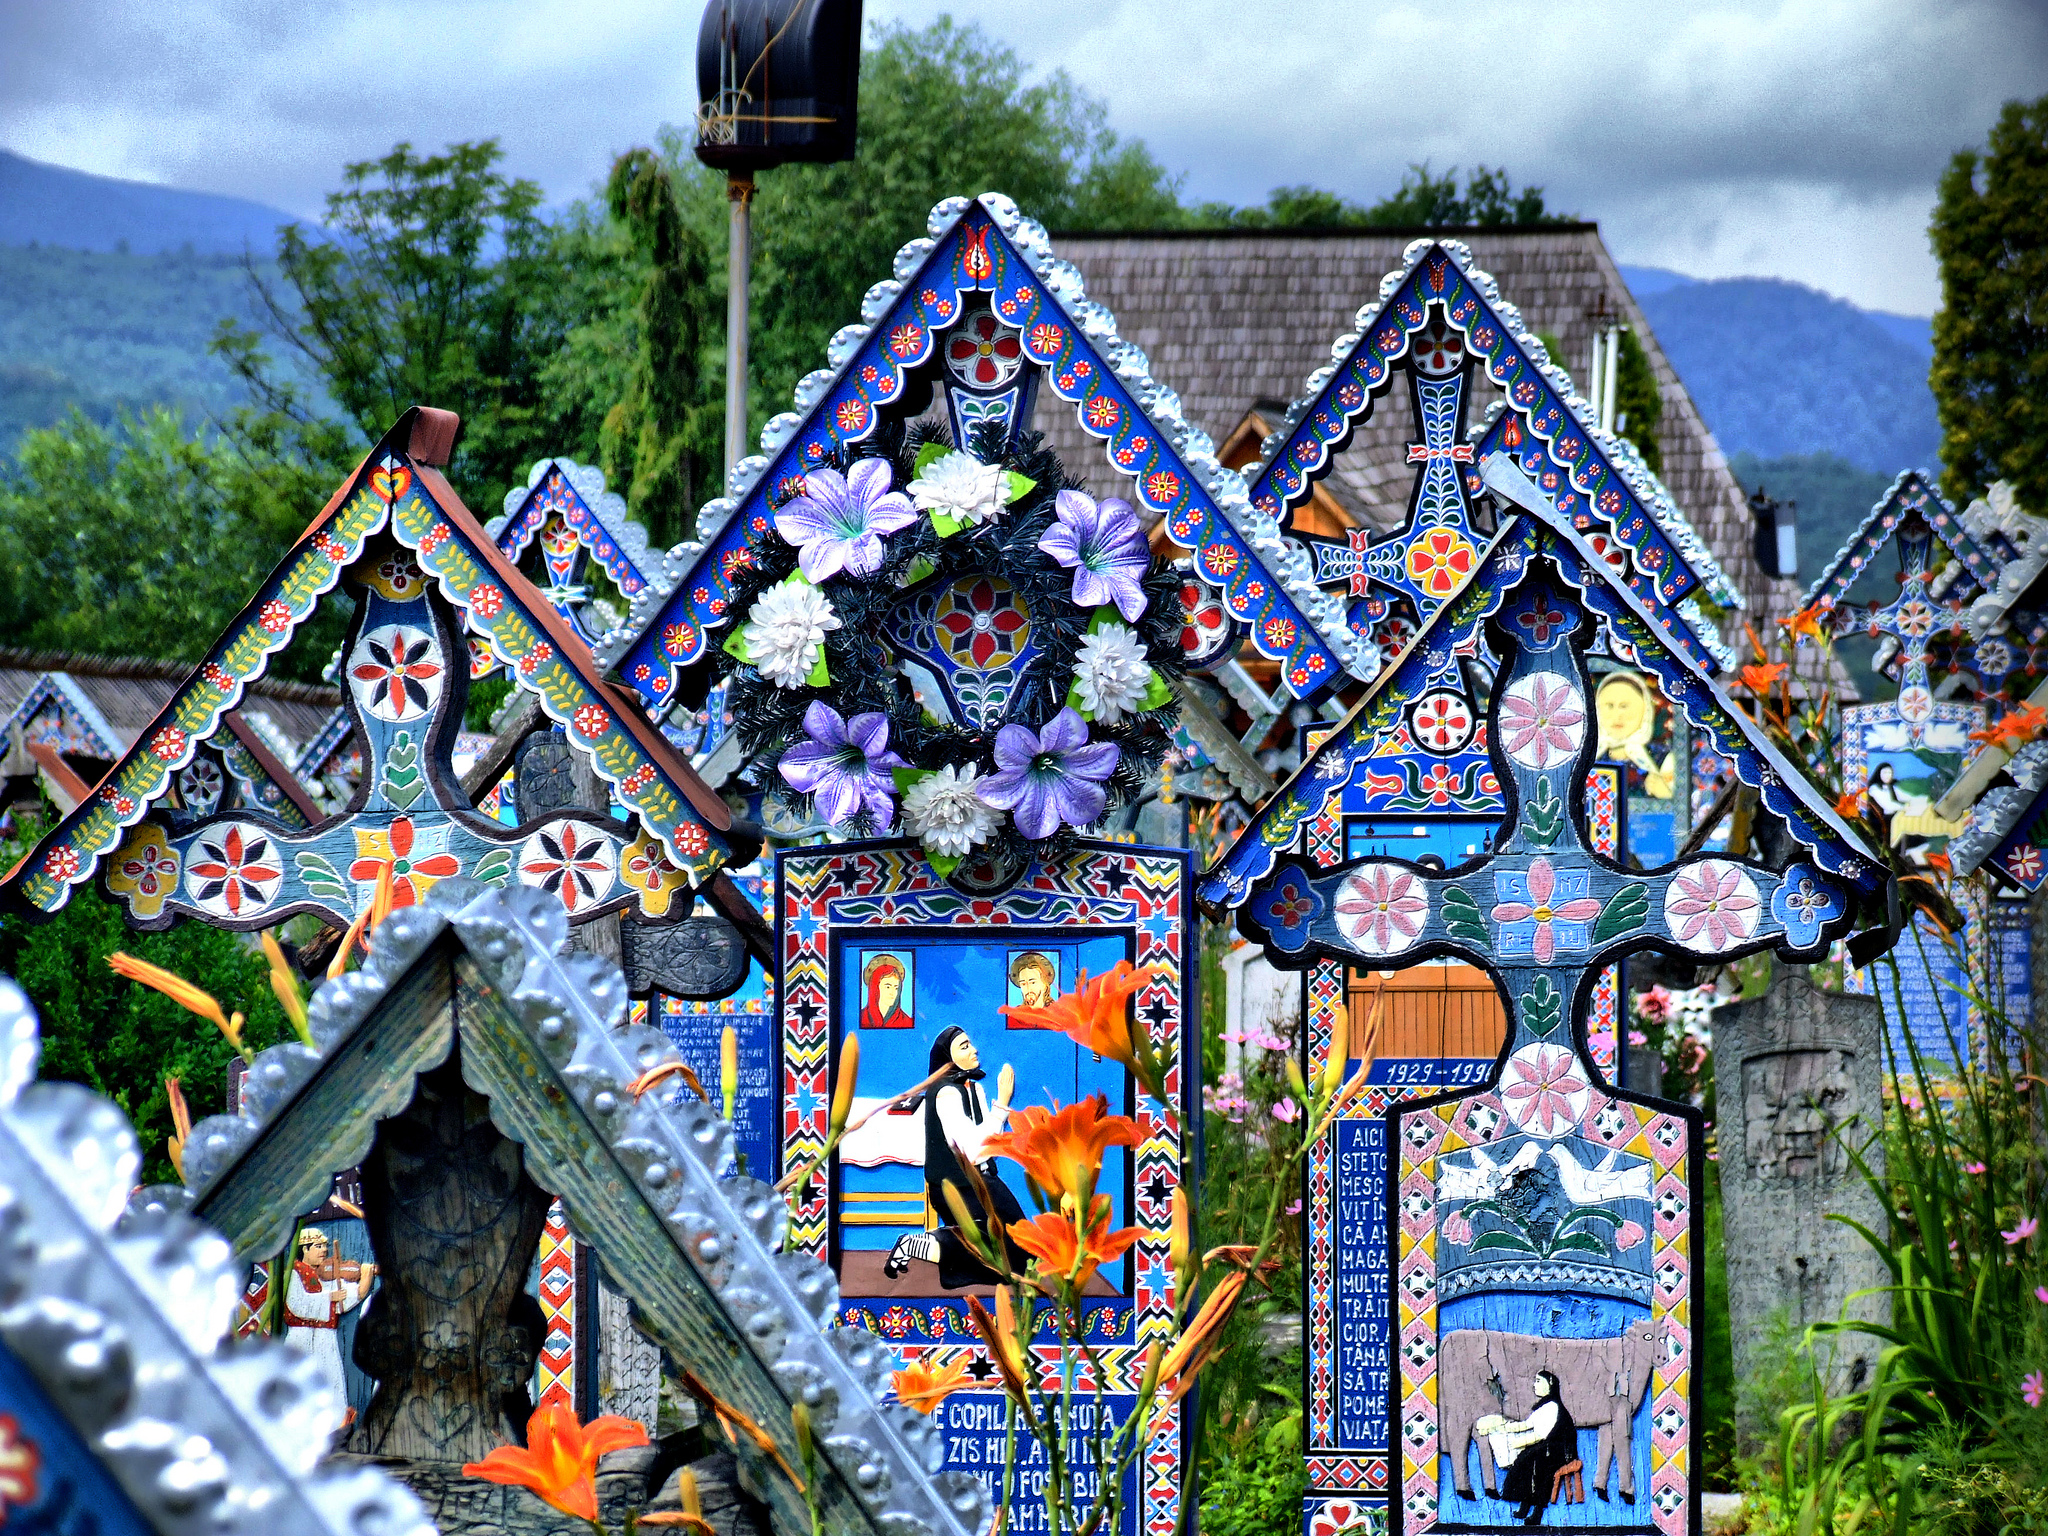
[
  {"xmin": 1591, "ymin": 881, "xmax": 1650, "ymax": 944},
  {"xmin": 1521, "ymin": 974, "xmax": 1563, "ymax": 1037},
  {"xmin": 1443, "ymin": 885, "xmax": 1490, "ymax": 946}
]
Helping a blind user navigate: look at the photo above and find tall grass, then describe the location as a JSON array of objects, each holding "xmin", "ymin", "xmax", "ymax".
[{"xmin": 1768, "ymin": 920, "xmax": 2047, "ymax": 1535}]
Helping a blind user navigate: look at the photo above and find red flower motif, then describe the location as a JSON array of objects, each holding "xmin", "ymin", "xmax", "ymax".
[
  {"xmin": 620, "ymin": 764, "xmax": 658, "ymax": 794},
  {"xmin": 1145, "ymin": 470, "xmax": 1181, "ymax": 503},
  {"xmin": 572, "ymin": 703, "xmax": 610, "ymax": 739},
  {"xmin": 347, "ymin": 817, "xmax": 461, "ymax": 908},
  {"xmin": 188, "ymin": 825, "xmax": 281, "ymax": 916},
  {"xmin": 258, "ymin": 599, "xmax": 293, "ymax": 633},
  {"xmin": 469, "ymin": 583, "xmax": 505, "ymax": 619},
  {"xmin": 935, "ymin": 578, "xmax": 1028, "ymax": 669},
  {"xmin": 946, "ymin": 311, "xmax": 1022, "ymax": 387},
  {"xmin": 150, "ymin": 727, "xmax": 188, "ymax": 761},
  {"xmin": 42, "ymin": 847, "xmax": 79, "ymax": 880},
  {"xmin": 351, "ymin": 629, "xmax": 443, "ymax": 720},
  {"xmin": 0, "ymin": 1413, "xmax": 41, "ymax": 1516},
  {"xmin": 521, "ymin": 825, "xmax": 613, "ymax": 911},
  {"xmin": 1406, "ymin": 529, "xmax": 1476, "ymax": 597},
  {"xmin": 674, "ymin": 823, "xmax": 709, "ymax": 858},
  {"xmin": 202, "ymin": 662, "xmax": 236, "ymax": 692},
  {"xmin": 518, "ymin": 641, "xmax": 555, "ymax": 677},
  {"xmin": 1503, "ymin": 1046, "xmax": 1588, "ymax": 1134}
]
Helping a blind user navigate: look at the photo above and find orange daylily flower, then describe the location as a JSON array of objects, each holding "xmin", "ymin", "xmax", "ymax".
[
  {"xmin": 1780, "ymin": 606, "xmax": 1826, "ymax": 643},
  {"xmin": 1834, "ymin": 789, "xmax": 1867, "ymax": 820},
  {"xmin": 1738, "ymin": 661, "xmax": 1786, "ymax": 695},
  {"xmin": 108, "ymin": 952, "xmax": 246, "ymax": 1053},
  {"xmin": 891, "ymin": 1355, "xmax": 973, "ymax": 1414},
  {"xmin": 982, "ymin": 1094, "xmax": 1141, "ymax": 1214},
  {"xmin": 1970, "ymin": 703, "xmax": 2048, "ymax": 753},
  {"xmin": 463, "ymin": 1401, "xmax": 649, "ymax": 1520},
  {"xmin": 1154, "ymin": 1269, "xmax": 1251, "ymax": 1410},
  {"xmin": 1010, "ymin": 1195, "xmax": 1144, "ymax": 1293},
  {"xmin": 966, "ymin": 1293, "xmax": 1035, "ymax": 1407},
  {"xmin": 164, "ymin": 1075, "xmax": 192, "ymax": 1181},
  {"xmin": 999, "ymin": 961, "xmax": 1169, "ymax": 1098}
]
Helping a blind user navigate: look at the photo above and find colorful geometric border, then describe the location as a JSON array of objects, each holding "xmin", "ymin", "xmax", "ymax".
[
  {"xmin": 5, "ymin": 418, "xmax": 736, "ymax": 917},
  {"xmin": 775, "ymin": 838, "xmax": 1193, "ymax": 1536},
  {"xmin": 603, "ymin": 194, "xmax": 1365, "ymax": 707}
]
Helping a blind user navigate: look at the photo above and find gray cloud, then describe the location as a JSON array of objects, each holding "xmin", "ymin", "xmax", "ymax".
[{"xmin": 3, "ymin": 0, "xmax": 2041, "ymax": 311}]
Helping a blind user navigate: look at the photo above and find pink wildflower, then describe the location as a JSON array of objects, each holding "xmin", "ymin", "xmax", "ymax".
[
  {"xmin": 2034, "ymin": 1287, "xmax": 2048, "ymax": 1305},
  {"xmin": 2026, "ymin": 1371, "xmax": 2046, "ymax": 1409},
  {"xmin": 1272, "ymin": 1097, "xmax": 1300, "ymax": 1125},
  {"xmin": 2004, "ymin": 1216, "xmax": 2039, "ymax": 1247},
  {"xmin": 1627, "ymin": 1030, "xmax": 1648, "ymax": 1047},
  {"xmin": 1965, "ymin": 1162, "xmax": 1987, "ymax": 1175}
]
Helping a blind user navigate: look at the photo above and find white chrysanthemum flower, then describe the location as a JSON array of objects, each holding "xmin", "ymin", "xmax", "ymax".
[
  {"xmin": 742, "ymin": 580, "xmax": 841, "ymax": 689},
  {"xmin": 1073, "ymin": 623, "xmax": 1153, "ymax": 724},
  {"xmin": 908, "ymin": 450, "xmax": 1010, "ymax": 526},
  {"xmin": 902, "ymin": 764, "xmax": 1000, "ymax": 857}
]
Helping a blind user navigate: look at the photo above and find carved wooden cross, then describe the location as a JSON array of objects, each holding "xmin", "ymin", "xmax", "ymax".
[{"xmin": 1817, "ymin": 509, "xmax": 1962, "ymax": 743}]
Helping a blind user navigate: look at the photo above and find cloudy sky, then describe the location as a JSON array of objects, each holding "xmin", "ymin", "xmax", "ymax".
[{"xmin": 3, "ymin": 0, "xmax": 2041, "ymax": 315}]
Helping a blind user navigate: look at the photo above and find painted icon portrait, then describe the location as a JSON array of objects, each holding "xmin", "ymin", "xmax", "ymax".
[{"xmin": 859, "ymin": 948, "xmax": 915, "ymax": 1030}]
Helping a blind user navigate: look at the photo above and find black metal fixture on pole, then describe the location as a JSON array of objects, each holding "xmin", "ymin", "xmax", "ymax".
[{"xmin": 695, "ymin": 0, "xmax": 864, "ymax": 478}]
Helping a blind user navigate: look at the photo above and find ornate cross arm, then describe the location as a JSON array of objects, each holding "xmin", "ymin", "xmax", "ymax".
[{"xmin": 1239, "ymin": 553, "xmax": 1864, "ymax": 1063}]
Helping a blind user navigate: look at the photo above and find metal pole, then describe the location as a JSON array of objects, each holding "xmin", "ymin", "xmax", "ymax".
[
  {"xmin": 1586, "ymin": 329, "xmax": 1604, "ymax": 422},
  {"xmin": 1601, "ymin": 325, "xmax": 1621, "ymax": 435},
  {"xmin": 724, "ymin": 170, "xmax": 755, "ymax": 480}
]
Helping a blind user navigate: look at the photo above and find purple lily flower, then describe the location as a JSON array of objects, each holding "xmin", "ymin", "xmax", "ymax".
[
  {"xmin": 778, "ymin": 701, "xmax": 910, "ymax": 828},
  {"xmin": 1038, "ymin": 488, "xmax": 1150, "ymax": 621},
  {"xmin": 774, "ymin": 459, "xmax": 918, "ymax": 582},
  {"xmin": 976, "ymin": 707, "xmax": 1120, "ymax": 840}
]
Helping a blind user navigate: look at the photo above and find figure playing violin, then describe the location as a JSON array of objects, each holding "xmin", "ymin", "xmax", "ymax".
[{"xmin": 285, "ymin": 1225, "xmax": 378, "ymax": 1401}]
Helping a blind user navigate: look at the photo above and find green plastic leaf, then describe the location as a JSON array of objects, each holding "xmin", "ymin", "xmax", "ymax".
[
  {"xmin": 893, "ymin": 767, "xmax": 933, "ymax": 795},
  {"xmin": 924, "ymin": 847, "xmax": 965, "ymax": 879},
  {"xmin": 1006, "ymin": 470, "xmax": 1036, "ymax": 503},
  {"xmin": 1138, "ymin": 669, "xmax": 1175, "ymax": 713},
  {"xmin": 929, "ymin": 510, "xmax": 968, "ymax": 539},
  {"xmin": 913, "ymin": 441, "xmax": 951, "ymax": 476},
  {"xmin": 1592, "ymin": 882, "xmax": 1651, "ymax": 944},
  {"xmin": 1065, "ymin": 679, "xmax": 1094, "ymax": 721},
  {"xmin": 722, "ymin": 626, "xmax": 753, "ymax": 665},
  {"xmin": 806, "ymin": 646, "xmax": 831, "ymax": 687},
  {"xmin": 1442, "ymin": 886, "xmax": 1490, "ymax": 947},
  {"xmin": 899, "ymin": 555, "xmax": 937, "ymax": 588}
]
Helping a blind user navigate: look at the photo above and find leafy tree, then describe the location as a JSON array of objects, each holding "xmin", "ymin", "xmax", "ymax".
[
  {"xmin": 0, "ymin": 807, "xmax": 291, "ymax": 1186},
  {"xmin": 1931, "ymin": 94, "xmax": 2048, "ymax": 508},
  {"xmin": 0, "ymin": 402, "xmax": 352, "ymax": 680},
  {"xmin": 679, "ymin": 17, "xmax": 1188, "ymax": 441},
  {"xmin": 1199, "ymin": 163, "xmax": 1569, "ymax": 230},
  {"xmin": 1611, "ymin": 326, "xmax": 1664, "ymax": 476},
  {"xmin": 597, "ymin": 150, "xmax": 721, "ymax": 548},
  {"xmin": 243, "ymin": 141, "xmax": 569, "ymax": 489}
]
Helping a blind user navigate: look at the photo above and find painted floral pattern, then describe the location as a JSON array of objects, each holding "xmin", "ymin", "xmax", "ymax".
[
  {"xmin": 1334, "ymin": 863, "xmax": 1428, "ymax": 957},
  {"xmin": 350, "ymin": 625, "xmax": 444, "ymax": 722},
  {"xmin": 1497, "ymin": 672, "xmax": 1585, "ymax": 770},
  {"xmin": 1490, "ymin": 856, "xmax": 1602, "ymax": 963},
  {"xmin": 1501, "ymin": 1043, "xmax": 1590, "ymax": 1136},
  {"xmin": 1250, "ymin": 866, "xmax": 1322, "ymax": 953},
  {"xmin": 620, "ymin": 830, "xmax": 688, "ymax": 917},
  {"xmin": 519, "ymin": 823, "xmax": 617, "ymax": 912},
  {"xmin": 348, "ymin": 817, "xmax": 461, "ymax": 909},
  {"xmin": 1768, "ymin": 866, "xmax": 1843, "ymax": 951},
  {"xmin": 107, "ymin": 823, "xmax": 179, "ymax": 919},
  {"xmin": 1662, "ymin": 859, "xmax": 1761, "ymax": 951},
  {"xmin": 186, "ymin": 823, "xmax": 282, "ymax": 918}
]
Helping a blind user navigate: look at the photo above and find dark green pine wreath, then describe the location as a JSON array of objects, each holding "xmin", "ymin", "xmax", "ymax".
[{"xmin": 715, "ymin": 419, "xmax": 1185, "ymax": 869}]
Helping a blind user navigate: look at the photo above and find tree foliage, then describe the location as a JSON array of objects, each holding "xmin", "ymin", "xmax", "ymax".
[
  {"xmin": 0, "ymin": 809, "xmax": 291, "ymax": 1187},
  {"xmin": 0, "ymin": 402, "xmax": 352, "ymax": 679},
  {"xmin": 598, "ymin": 150, "xmax": 721, "ymax": 548},
  {"xmin": 1931, "ymin": 93, "xmax": 2048, "ymax": 509},
  {"xmin": 245, "ymin": 141, "xmax": 567, "ymax": 490},
  {"xmin": 1201, "ymin": 163, "xmax": 1571, "ymax": 230}
]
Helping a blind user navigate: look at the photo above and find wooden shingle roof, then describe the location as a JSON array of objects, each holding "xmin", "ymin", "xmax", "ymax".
[{"xmin": 1043, "ymin": 224, "xmax": 1825, "ymax": 682}]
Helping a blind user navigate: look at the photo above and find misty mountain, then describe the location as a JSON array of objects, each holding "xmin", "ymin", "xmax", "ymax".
[
  {"xmin": 1619, "ymin": 265, "xmax": 1940, "ymax": 476},
  {"xmin": 0, "ymin": 149, "xmax": 300, "ymax": 256}
]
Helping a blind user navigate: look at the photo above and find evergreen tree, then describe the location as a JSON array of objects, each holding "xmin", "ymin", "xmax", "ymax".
[
  {"xmin": 598, "ymin": 150, "xmax": 719, "ymax": 549},
  {"xmin": 1930, "ymin": 94, "xmax": 2048, "ymax": 509}
]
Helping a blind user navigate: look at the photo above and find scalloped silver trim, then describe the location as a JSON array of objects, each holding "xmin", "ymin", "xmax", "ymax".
[
  {"xmin": 1803, "ymin": 469, "xmax": 1952, "ymax": 608},
  {"xmin": 1259, "ymin": 238, "xmax": 1740, "ymax": 615},
  {"xmin": 1950, "ymin": 735, "xmax": 2048, "ymax": 876},
  {"xmin": 175, "ymin": 882, "xmax": 985, "ymax": 1536},
  {"xmin": 0, "ymin": 978, "xmax": 436, "ymax": 1536},
  {"xmin": 597, "ymin": 192, "xmax": 1365, "ymax": 680}
]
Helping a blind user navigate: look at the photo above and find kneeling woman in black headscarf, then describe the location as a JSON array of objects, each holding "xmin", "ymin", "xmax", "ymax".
[
  {"xmin": 883, "ymin": 1026, "xmax": 1032, "ymax": 1287},
  {"xmin": 1494, "ymin": 1370, "xmax": 1578, "ymax": 1527}
]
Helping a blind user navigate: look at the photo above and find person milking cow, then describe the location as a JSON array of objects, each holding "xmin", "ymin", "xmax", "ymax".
[
  {"xmin": 1474, "ymin": 1370, "xmax": 1580, "ymax": 1527},
  {"xmin": 882, "ymin": 1025, "xmax": 1030, "ymax": 1285}
]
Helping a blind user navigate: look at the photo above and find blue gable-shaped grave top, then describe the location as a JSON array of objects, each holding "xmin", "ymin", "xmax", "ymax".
[
  {"xmin": 596, "ymin": 193, "xmax": 1369, "ymax": 711},
  {"xmin": 1197, "ymin": 454, "xmax": 1887, "ymax": 914},
  {"xmin": 1951, "ymin": 737, "xmax": 2048, "ymax": 891},
  {"xmin": 1803, "ymin": 470, "xmax": 1997, "ymax": 612},
  {"xmin": 1241, "ymin": 240, "xmax": 1739, "ymax": 673},
  {"xmin": 485, "ymin": 457, "xmax": 664, "ymax": 654}
]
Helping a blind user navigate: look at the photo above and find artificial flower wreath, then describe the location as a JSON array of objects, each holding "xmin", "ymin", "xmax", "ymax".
[{"xmin": 716, "ymin": 423, "xmax": 1184, "ymax": 873}]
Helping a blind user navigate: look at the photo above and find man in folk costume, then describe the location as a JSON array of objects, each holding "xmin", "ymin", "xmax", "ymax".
[
  {"xmin": 883, "ymin": 1025, "xmax": 1029, "ymax": 1285},
  {"xmin": 284, "ymin": 1227, "xmax": 377, "ymax": 1400}
]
